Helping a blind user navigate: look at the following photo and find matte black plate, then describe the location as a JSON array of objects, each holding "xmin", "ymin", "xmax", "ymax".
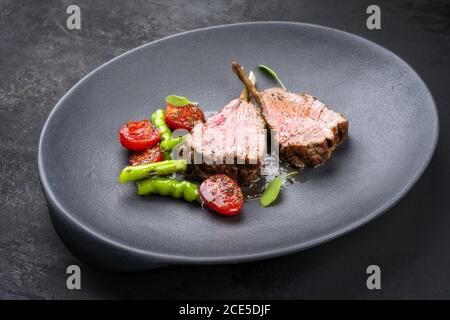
[{"xmin": 38, "ymin": 22, "xmax": 438, "ymax": 270}]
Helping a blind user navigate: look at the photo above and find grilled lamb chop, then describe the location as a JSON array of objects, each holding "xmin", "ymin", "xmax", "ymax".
[
  {"xmin": 184, "ymin": 74, "xmax": 266, "ymax": 185},
  {"xmin": 232, "ymin": 62, "xmax": 349, "ymax": 168}
]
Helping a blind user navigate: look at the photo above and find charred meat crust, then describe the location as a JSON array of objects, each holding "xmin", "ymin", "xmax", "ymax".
[{"xmin": 188, "ymin": 163, "xmax": 260, "ymax": 185}]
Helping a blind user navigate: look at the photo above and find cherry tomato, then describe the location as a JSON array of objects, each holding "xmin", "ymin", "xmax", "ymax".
[
  {"xmin": 119, "ymin": 120, "xmax": 160, "ymax": 151},
  {"xmin": 199, "ymin": 174, "xmax": 244, "ymax": 216},
  {"xmin": 129, "ymin": 145, "xmax": 164, "ymax": 166},
  {"xmin": 165, "ymin": 104, "xmax": 205, "ymax": 131}
]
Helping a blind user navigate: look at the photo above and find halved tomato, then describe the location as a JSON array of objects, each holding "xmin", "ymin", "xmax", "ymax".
[
  {"xmin": 165, "ymin": 104, "xmax": 205, "ymax": 131},
  {"xmin": 199, "ymin": 174, "xmax": 244, "ymax": 216},
  {"xmin": 129, "ymin": 145, "xmax": 164, "ymax": 166},
  {"xmin": 119, "ymin": 120, "xmax": 160, "ymax": 151}
]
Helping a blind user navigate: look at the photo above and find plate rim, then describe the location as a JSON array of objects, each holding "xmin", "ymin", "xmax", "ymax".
[{"xmin": 38, "ymin": 21, "xmax": 439, "ymax": 265}]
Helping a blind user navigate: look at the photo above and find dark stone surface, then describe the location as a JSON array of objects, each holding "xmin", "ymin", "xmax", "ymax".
[{"xmin": 0, "ymin": 0, "xmax": 448, "ymax": 299}]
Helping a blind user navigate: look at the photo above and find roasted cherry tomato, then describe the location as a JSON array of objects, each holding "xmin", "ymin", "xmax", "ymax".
[
  {"xmin": 165, "ymin": 104, "xmax": 205, "ymax": 131},
  {"xmin": 199, "ymin": 174, "xmax": 243, "ymax": 216},
  {"xmin": 129, "ymin": 145, "xmax": 164, "ymax": 166},
  {"xmin": 119, "ymin": 120, "xmax": 160, "ymax": 151}
]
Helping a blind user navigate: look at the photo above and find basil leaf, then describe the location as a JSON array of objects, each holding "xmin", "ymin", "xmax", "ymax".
[
  {"xmin": 260, "ymin": 172, "xmax": 297, "ymax": 207},
  {"xmin": 165, "ymin": 95, "xmax": 193, "ymax": 107},
  {"xmin": 258, "ymin": 64, "xmax": 287, "ymax": 90}
]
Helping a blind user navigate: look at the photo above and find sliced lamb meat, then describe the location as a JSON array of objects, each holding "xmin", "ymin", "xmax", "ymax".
[
  {"xmin": 232, "ymin": 62, "xmax": 349, "ymax": 168},
  {"xmin": 260, "ymin": 88, "xmax": 349, "ymax": 167},
  {"xmin": 184, "ymin": 98, "xmax": 266, "ymax": 185}
]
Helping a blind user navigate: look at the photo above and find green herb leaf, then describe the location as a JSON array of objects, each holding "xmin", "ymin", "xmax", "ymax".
[
  {"xmin": 165, "ymin": 95, "xmax": 196, "ymax": 107},
  {"xmin": 260, "ymin": 172, "xmax": 297, "ymax": 207},
  {"xmin": 258, "ymin": 65, "xmax": 287, "ymax": 90}
]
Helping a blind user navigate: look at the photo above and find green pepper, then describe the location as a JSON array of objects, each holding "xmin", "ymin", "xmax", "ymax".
[
  {"xmin": 151, "ymin": 109, "xmax": 172, "ymax": 142},
  {"xmin": 119, "ymin": 159, "xmax": 187, "ymax": 184},
  {"xmin": 136, "ymin": 177, "xmax": 201, "ymax": 202},
  {"xmin": 163, "ymin": 151, "xmax": 172, "ymax": 160},
  {"xmin": 260, "ymin": 172, "xmax": 297, "ymax": 207},
  {"xmin": 160, "ymin": 136, "xmax": 184, "ymax": 152}
]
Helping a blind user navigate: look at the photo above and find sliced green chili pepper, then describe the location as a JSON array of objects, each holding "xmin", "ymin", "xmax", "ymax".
[
  {"xmin": 260, "ymin": 172, "xmax": 297, "ymax": 207},
  {"xmin": 151, "ymin": 109, "xmax": 172, "ymax": 142},
  {"xmin": 160, "ymin": 136, "xmax": 184, "ymax": 152},
  {"xmin": 163, "ymin": 151, "xmax": 172, "ymax": 160},
  {"xmin": 136, "ymin": 177, "xmax": 201, "ymax": 202},
  {"xmin": 119, "ymin": 159, "xmax": 187, "ymax": 184}
]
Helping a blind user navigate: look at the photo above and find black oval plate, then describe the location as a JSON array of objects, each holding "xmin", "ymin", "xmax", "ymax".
[{"xmin": 38, "ymin": 22, "xmax": 438, "ymax": 270}]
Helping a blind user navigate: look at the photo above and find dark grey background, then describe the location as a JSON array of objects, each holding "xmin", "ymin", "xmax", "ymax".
[{"xmin": 0, "ymin": 0, "xmax": 448, "ymax": 299}]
